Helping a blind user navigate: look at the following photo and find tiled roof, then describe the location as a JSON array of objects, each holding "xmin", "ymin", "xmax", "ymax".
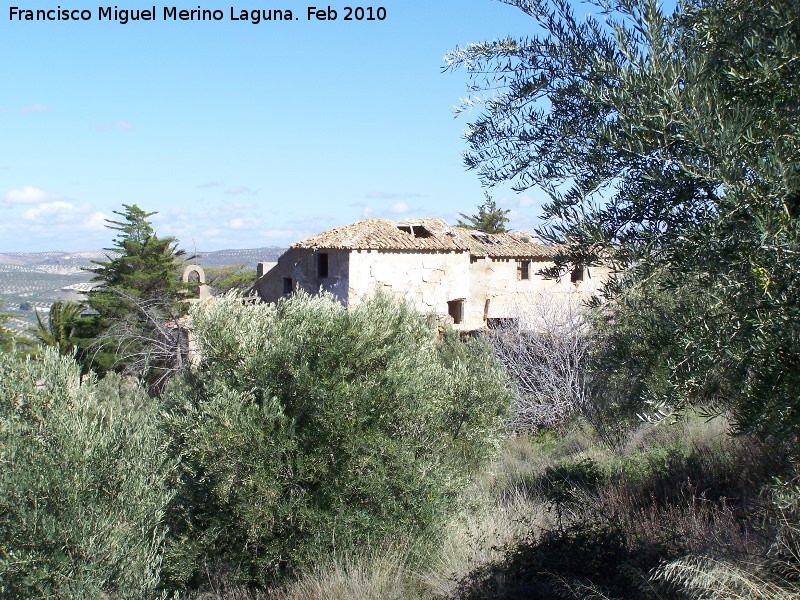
[{"xmin": 292, "ymin": 219, "xmax": 558, "ymax": 258}]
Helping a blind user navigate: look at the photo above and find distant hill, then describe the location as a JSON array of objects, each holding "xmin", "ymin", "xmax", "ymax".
[
  {"xmin": 0, "ymin": 247, "xmax": 285, "ymax": 336},
  {"xmin": 0, "ymin": 247, "xmax": 285, "ymax": 272},
  {"xmin": 190, "ymin": 247, "xmax": 285, "ymax": 270}
]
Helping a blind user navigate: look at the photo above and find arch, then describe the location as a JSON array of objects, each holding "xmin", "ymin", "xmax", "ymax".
[{"xmin": 182, "ymin": 264, "xmax": 206, "ymax": 284}]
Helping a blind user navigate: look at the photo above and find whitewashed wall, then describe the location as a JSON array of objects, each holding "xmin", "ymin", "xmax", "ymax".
[
  {"xmin": 347, "ymin": 249, "xmax": 471, "ymax": 316},
  {"xmin": 257, "ymin": 247, "xmax": 611, "ymax": 330}
]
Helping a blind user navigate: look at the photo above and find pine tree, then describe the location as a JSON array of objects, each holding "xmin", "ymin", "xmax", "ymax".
[
  {"xmin": 78, "ymin": 204, "xmax": 190, "ymax": 379},
  {"xmin": 457, "ymin": 192, "xmax": 510, "ymax": 233},
  {"xmin": 87, "ymin": 204, "xmax": 187, "ymax": 318}
]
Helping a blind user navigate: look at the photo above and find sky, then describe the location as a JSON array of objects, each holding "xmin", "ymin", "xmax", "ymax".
[{"xmin": 1, "ymin": 0, "xmax": 558, "ymax": 252}]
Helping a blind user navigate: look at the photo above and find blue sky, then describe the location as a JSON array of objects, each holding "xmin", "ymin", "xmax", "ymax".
[{"xmin": 1, "ymin": 1, "xmax": 561, "ymax": 252}]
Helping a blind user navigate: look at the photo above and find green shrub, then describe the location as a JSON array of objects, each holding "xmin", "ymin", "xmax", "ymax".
[
  {"xmin": 0, "ymin": 349, "xmax": 174, "ymax": 598},
  {"xmin": 540, "ymin": 458, "xmax": 603, "ymax": 508},
  {"xmin": 610, "ymin": 443, "xmax": 689, "ymax": 487},
  {"xmin": 163, "ymin": 292, "xmax": 513, "ymax": 588}
]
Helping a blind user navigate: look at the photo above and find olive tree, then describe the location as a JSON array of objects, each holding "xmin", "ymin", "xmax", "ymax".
[
  {"xmin": 162, "ymin": 292, "xmax": 513, "ymax": 588},
  {"xmin": 0, "ymin": 349, "xmax": 175, "ymax": 598},
  {"xmin": 447, "ymin": 0, "xmax": 800, "ymax": 439}
]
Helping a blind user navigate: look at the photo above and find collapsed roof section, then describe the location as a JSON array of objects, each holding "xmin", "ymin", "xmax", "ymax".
[{"xmin": 292, "ymin": 218, "xmax": 558, "ymax": 259}]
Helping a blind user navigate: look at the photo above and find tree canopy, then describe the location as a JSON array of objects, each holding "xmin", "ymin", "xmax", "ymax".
[
  {"xmin": 447, "ymin": 0, "xmax": 800, "ymax": 439},
  {"xmin": 162, "ymin": 292, "xmax": 512, "ymax": 587},
  {"xmin": 87, "ymin": 204, "xmax": 188, "ymax": 318},
  {"xmin": 457, "ymin": 192, "xmax": 511, "ymax": 233},
  {"xmin": 79, "ymin": 204, "xmax": 190, "ymax": 382}
]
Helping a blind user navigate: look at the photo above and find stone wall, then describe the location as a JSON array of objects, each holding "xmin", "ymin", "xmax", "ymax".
[
  {"xmin": 467, "ymin": 258, "xmax": 609, "ymax": 324},
  {"xmin": 256, "ymin": 247, "xmax": 611, "ymax": 330},
  {"xmin": 255, "ymin": 248, "xmax": 350, "ymax": 304},
  {"xmin": 347, "ymin": 249, "xmax": 471, "ymax": 316}
]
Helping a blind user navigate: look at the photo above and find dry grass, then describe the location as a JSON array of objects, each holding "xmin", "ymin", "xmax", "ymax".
[
  {"xmin": 420, "ymin": 487, "xmax": 553, "ymax": 598},
  {"xmin": 267, "ymin": 550, "xmax": 413, "ymax": 600},
  {"xmin": 198, "ymin": 548, "xmax": 414, "ymax": 600},
  {"xmin": 199, "ymin": 414, "xmax": 795, "ymax": 600},
  {"xmin": 655, "ymin": 556, "xmax": 800, "ymax": 600}
]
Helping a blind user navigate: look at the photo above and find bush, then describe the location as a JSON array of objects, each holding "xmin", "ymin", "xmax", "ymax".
[
  {"xmin": 0, "ymin": 349, "xmax": 175, "ymax": 598},
  {"xmin": 162, "ymin": 292, "xmax": 513, "ymax": 588},
  {"xmin": 485, "ymin": 294, "xmax": 590, "ymax": 432}
]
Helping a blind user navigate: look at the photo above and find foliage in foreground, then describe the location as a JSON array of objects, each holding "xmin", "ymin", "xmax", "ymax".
[
  {"xmin": 32, "ymin": 300, "xmax": 83, "ymax": 356},
  {"xmin": 162, "ymin": 292, "xmax": 513, "ymax": 589},
  {"xmin": 447, "ymin": 0, "xmax": 800, "ymax": 440},
  {"xmin": 199, "ymin": 417, "xmax": 798, "ymax": 600},
  {"xmin": 0, "ymin": 349, "xmax": 175, "ymax": 599}
]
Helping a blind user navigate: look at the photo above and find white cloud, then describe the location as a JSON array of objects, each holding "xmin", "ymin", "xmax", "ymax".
[
  {"xmin": 95, "ymin": 120, "xmax": 135, "ymax": 133},
  {"xmin": 258, "ymin": 229, "xmax": 292, "ymax": 242},
  {"xmin": 4, "ymin": 186, "xmax": 61, "ymax": 204},
  {"xmin": 227, "ymin": 217, "xmax": 261, "ymax": 230},
  {"xmin": 518, "ymin": 195, "xmax": 536, "ymax": 208},
  {"xmin": 19, "ymin": 103, "xmax": 51, "ymax": 114},
  {"xmin": 0, "ymin": 200, "xmax": 108, "ymax": 250},
  {"xmin": 390, "ymin": 201, "xmax": 409, "ymax": 214},
  {"xmin": 0, "ymin": 182, "xmax": 118, "ymax": 250},
  {"xmin": 20, "ymin": 202, "xmax": 106, "ymax": 231},
  {"xmin": 21, "ymin": 201, "xmax": 75, "ymax": 220}
]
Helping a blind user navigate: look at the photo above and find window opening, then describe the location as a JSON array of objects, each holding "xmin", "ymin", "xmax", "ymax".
[
  {"xmin": 412, "ymin": 225, "xmax": 432, "ymax": 238},
  {"xmin": 397, "ymin": 224, "xmax": 432, "ymax": 238},
  {"xmin": 571, "ymin": 266, "xmax": 584, "ymax": 284},
  {"xmin": 517, "ymin": 260, "xmax": 530, "ymax": 280},
  {"xmin": 283, "ymin": 277, "xmax": 293, "ymax": 294},
  {"xmin": 487, "ymin": 317, "xmax": 519, "ymax": 330},
  {"xmin": 447, "ymin": 299, "xmax": 465, "ymax": 325},
  {"xmin": 317, "ymin": 252, "xmax": 329, "ymax": 278}
]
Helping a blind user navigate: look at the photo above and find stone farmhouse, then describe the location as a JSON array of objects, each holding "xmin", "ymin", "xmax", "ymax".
[{"xmin": 255, "ymin": 218, "xmax": 608, "ymax": 330}]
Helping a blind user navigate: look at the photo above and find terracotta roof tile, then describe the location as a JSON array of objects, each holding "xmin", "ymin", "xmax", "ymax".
[{"xmin": 292, "ymin": 219, "xmax": 558, "ymax": 258}]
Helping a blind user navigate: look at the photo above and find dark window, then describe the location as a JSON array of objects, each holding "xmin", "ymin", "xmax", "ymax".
[
  {"xmin": 517, "ymin": 260, "xmax": 530, "ymax": 280},
  {"xmin": 318, "ymin": 252, "xmax": 329, "ymax": 278},
  {"xmin": 283, "ymin": 277, "xmax": 293, "ymax": 294},
  {"xmin": 412, "ymin": 225, "xmax": 432, "ymax": 238},
  {"xmin": 397, "ymin": 224, "xmax": 433, "ymax": 238},
  {"xmin": 448, "ymin": 299, "xmax": 465, "ymax": 325},
  {"xmin": 571, "ymin": 266, "xmax": 584, "ymax": 284}
]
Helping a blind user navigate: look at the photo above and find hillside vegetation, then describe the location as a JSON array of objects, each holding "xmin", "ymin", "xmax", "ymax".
[{"xmin": 2, "ymin": 0, "xmax": 799, "ymax": 597}]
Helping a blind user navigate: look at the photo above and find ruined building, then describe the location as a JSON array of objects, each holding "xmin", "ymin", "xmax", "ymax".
[{"xmin": 255, "ymin": 218, "xmax": 607, "ymax": 330}]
